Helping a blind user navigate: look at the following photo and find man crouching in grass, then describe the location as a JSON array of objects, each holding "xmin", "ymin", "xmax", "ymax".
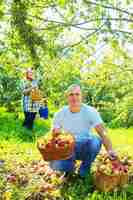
[{"xmin": 49, "ymin": 84, "xmax": 117, "ymax": 181}]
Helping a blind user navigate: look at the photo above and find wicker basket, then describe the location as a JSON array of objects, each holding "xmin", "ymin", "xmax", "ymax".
[
  {"xmin": 94, "ymin": 170, "xmax": 119, "ymax": 192},
  {"xmin": 94, "ymin": 170, "xmax": 128, "ymax": 192},
  {"xmin": 37, "ymin": 134, "xmax": 75, "ymax": 161},
  {"xmin": 31, "ymin": 88, "xmax": 42, "ymax": 101},
  {"xmin": 94, "ymin": 158, "xmax": 129, "ymax": 192}
]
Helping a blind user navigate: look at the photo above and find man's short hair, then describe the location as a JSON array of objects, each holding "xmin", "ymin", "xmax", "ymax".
[
  {"xmin": 65, "ymin": 84, "xmax": 81, "ymax": 95},
  {"xmin": 26, "ymin": 68, "xmax": 32, "ymax": 73}
]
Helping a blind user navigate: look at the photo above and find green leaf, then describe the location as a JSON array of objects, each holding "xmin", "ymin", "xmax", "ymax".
[
  {"xmin": 124, "ymin": 184, "xmax": 133, "ymax": 193},
  {"xmin": 58, "ymin": 0, "xmax": 66, "ymax": 7}
]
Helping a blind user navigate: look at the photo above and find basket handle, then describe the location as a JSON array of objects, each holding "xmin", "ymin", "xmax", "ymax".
[
  {"xmin": 104, "ymin": 156, "xmax": 127, "ymax": 171},
  {"xmin": 103, "ymin": 154, "xmax": 121, "ymax": 163}
]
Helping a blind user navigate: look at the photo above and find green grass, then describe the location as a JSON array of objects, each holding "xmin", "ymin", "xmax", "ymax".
[
  {"xmin": 0, "ymin": 110, "xmax": 133, "ymax": 200},
  {"xmin": 109, "ymin": 128, "xmax": 133, "ymax": 146},
  {"xmin": 0, "ymin": 110, "xmax": 51, "ymax": 142},
  {"xmin": 108, "ymin": 129, "xmax": 133, "ymax": 158}
]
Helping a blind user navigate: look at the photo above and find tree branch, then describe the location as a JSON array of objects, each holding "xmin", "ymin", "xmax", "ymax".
[
  {"xmin": 83, "ymin": 0, "xmax": 133, "ymax": 17},
  {"xmin": 62, "ymin": 23, "xmax": 105, "ymax": 49},
  {"xmin": 60, "ymin": 28, "xmax": 133, "ymax": 50},
  {"xmin": 76, "ymin": 18, "xmax": 133, "ymax": 26},
  {"xmin": 28, "ymin": 14, "xmax": 133, "ymax": 31}
]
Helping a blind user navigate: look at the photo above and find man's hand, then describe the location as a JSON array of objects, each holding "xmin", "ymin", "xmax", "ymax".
[
  {"xmin": 108, "ymin": 150, "xmax": 118, "ymax": 160},
  {"xmin": 52, "ymin": 128, "xmax": 61, "ymax": 137}
]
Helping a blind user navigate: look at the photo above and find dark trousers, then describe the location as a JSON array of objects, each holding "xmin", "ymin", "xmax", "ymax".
[{"xmin": 23, "ymin": 112, "xmax": 37, "ymax": 130}]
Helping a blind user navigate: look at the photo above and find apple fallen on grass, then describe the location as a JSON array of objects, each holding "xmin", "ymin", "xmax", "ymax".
[
  {"xmin": 40, "ymin": 182, "xmax": 55, "ymax": 192},
  {"xmin": 7, "ymin": 174, "xmax": 17, "ymax": 183}
]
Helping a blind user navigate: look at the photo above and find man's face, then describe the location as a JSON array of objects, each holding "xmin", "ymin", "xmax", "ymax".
[
  {"xmin": 67, "ymin": 86, "xmax": 82, "ymax": 108},
  {"xmin": 26, "ymin": 70, "xmax": 33, "ymax": 80}
]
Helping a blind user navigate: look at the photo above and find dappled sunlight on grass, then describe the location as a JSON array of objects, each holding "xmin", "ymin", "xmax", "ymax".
[
  {"xmin": 0, "ymin": 140, "xmax": 41, "ymax": 165},
  {"xmin": 109, "ymin": 128, "xmax": 133, "ymax": 145},
  {"xmin": 108, "ymin": 129, "xmax": 133, "ymax": 158}
]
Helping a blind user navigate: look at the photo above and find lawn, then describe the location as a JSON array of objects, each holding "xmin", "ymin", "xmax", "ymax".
[{"xmin": 0, "ymin": 111, "xmax": 133, "ymax": 200}]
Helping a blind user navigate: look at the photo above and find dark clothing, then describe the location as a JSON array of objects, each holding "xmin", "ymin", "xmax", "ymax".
[
  {"xmin": 21, "ymin": 79, "xmax": 40, "ymax": 130},
  {"xmin": 23, "ymin": 112, "xmax": 37, "ymax": 130}
]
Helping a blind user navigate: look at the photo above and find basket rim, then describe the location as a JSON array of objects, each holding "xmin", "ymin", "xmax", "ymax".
[
  {"xmin": 37, "ymin": 134, "xmax": 75, "ymax": 161},
  {"xmin": 96, "ymin": 169, "xmax": 128, "ymax": 177}
]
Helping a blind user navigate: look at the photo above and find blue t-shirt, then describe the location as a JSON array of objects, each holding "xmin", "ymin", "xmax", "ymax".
[{"xmin": 53, "ymin": 104, "xmax": 103, "ymax": 138}]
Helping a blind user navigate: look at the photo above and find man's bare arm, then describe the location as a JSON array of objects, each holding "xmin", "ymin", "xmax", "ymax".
[{"xmin": 95, "ymin": 124, "xmax": 117, "ymax": 159}]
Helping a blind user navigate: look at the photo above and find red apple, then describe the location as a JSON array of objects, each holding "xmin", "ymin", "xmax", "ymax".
[
  {"xmin": 7, "ymin": 174, "xmax": 17, "ymax": 183},
  {"xmin": 57, "ymin": 141, "xmax": 65, "ymax": 147},
  {"xmin": 45, "ymin": 142, "xmax": 52, "ymax": 149}
]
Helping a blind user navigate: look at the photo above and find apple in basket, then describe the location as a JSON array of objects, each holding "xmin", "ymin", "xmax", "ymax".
[
  {"xmin": 98, "ymin": 156, "xmax": 129, "ymax": 176},
  {"xmin": 57, "ymin": 140, "xmax": 67, "ymax": 147},
  {"xmin": 45, "ymin": 142, "xmax": 53, "ymax": 150},
  {"xmin": 38, "ymin": 138, "xmax": 46, "ymax": 149}
]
